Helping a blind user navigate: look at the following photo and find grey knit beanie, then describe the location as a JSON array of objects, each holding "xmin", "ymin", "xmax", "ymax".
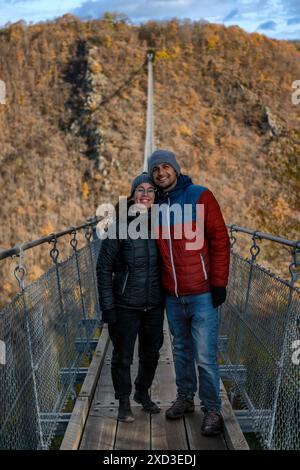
[
  {"xmin": 148, "ymin": 149, "xmax": 180, "ymax": 177},
  {"xmin": 130, "ymin": 172, "xmax": 154, "ymax": 195}
]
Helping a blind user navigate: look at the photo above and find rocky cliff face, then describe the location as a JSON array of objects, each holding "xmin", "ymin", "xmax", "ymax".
[{"xmin": 0, "ymin": 15, "xmax": 299, "ymax": 305}]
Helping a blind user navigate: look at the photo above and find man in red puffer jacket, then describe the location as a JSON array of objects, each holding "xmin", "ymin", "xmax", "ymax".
[{"xmin": 148, "ymin": 149, "xmax": 230, "ymax": 436}]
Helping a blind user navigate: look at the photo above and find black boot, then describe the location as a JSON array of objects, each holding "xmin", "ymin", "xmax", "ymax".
[
  {"xmin": 117, "ymin": 396, "xmax": 134, "ymax": 423},
  {"xmin": 133, "ymin": 390, "xmax": 160, "ymax": 414}
]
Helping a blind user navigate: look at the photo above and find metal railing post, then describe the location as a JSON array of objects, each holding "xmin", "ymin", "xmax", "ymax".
[
  {"xmin": 69, "ymin": 230, "xmax": 91, "ymax": 355},
  {"xmin": 49, "ymin": 237, "xmax": 76, "ymax": 401},
  {"xmin": 235, "ymin": 232, "xmax": 261, "ymax": 362},
  {"xmin": 13, "ymin": 246, "xmax": 45, "ymax": 450},
  {"xmin": 84, "ymin": 224, "xmax": 101, "ymax": 326}
]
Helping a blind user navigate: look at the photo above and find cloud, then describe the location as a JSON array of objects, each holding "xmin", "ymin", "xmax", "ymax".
[
  {"xmin": 223, "ymin": 7, "xmax": 239, "ymax": 22},
  {"xmin": 0, "ymin": 0, "xmax": 82, "ymax": 25},
  {"xmin": 279, "ymin": 0, "xmax": 300, "ymax": 16},
  {"xmin": 73, "ymin": 0, "xmax": 198, "ymax": 22},
  {"xmin": 1, "ymin": 0, "xmax": 300, "ymax": 39},
  {"xmin": 287, "ymin": 16, "xmax": 300, "ymax": 26},
  {"xmin": 72, "ymin": 0, "xmax": 236, "ymax": 23},
  {"xmin": 257, "ymin": 20, "xmax": 277, "ymax": 31}
]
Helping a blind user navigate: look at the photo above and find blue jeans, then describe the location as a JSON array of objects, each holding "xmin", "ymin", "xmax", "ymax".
[{"xmin": 166, "ymin": 292, "xmax": 221, "ymax": 412}]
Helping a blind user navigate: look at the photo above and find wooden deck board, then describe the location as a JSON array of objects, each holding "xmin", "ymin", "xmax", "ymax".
[
  {"xmin": 220, "ymin": 381, "xmax": 249, "ymax": 450},
  {"xmin": 114, "ymin": 411, "xmax": 151, "ymax": 450},
  {"xmin": 65, "ymin": 316, "xmax": 248, "ymax": 451},
  {"xmin": 60, "ymin": 326, "xmax": 110, "ymax": 450},
  {"xmin": 151, "ymin": 406, "xmax": 188, "ymax": 450},
  {"xmin": 184, "ymin": 406, "xmax": 227, "ymax": 450},
  {"xmin": 79, "ymin": 411, "xmax": 117, "ymax": 450}
]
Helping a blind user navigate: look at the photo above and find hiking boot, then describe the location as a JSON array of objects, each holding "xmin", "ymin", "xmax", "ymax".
[
  {"xmin": 165, "ymin": 395, "xmax": 195, "ymax": 420},
  {"xmin": 117, "ymin": 396, "xmax": 134, "ymax": 423},
  {"xmin": 201, "ymin": 410, "xmax": 223, "ymax": 436},
  {"xmin": 133, "ymin": 390, "xmax": 161, "ymax": 414}
]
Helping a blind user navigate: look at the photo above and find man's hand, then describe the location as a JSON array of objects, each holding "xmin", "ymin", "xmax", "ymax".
[
  {"xmin": 211, "ymin": 286, "xmax": 227, "ymax": 309},
  {"xmin": 101, "ymin": 308, "xmax": 117, "ymax": 324}
]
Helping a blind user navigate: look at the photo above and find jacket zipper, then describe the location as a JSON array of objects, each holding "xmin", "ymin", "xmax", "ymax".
[
  {"xmin": 200, "ymin": 253, "xmax": 208, "ymax": 280},
  {"xmin": 121, "ymin": 268, "xmax": 129, "ymax": 294},
  {"xmin": 167, "ymin": 197, "xmax": 179, "ymax": 297}
]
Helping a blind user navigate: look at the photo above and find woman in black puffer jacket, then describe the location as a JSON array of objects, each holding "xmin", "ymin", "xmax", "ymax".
[{"xmin": 96, "ymin": 172, "xmax": 165, "ymax": 423}]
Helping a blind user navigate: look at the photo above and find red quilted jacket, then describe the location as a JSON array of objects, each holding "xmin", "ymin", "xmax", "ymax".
[{"xmin": 155, "ymin": 175, "xmax": 230, "ymax": 296}]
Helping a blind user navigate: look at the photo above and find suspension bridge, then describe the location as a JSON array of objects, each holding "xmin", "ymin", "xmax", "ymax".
[{"xmin": 0, "ymin": 52, "xmax": 300, "ymax": 451}]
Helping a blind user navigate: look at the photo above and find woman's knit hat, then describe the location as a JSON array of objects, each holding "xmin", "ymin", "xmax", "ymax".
[{"xmin": 130, "ymin": 172, "xmax": 154, "ymax": 194}]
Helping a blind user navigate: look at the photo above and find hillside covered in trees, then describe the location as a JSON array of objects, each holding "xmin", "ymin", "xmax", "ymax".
[{"xmin": 0, "ymin": 14, "xmax": 299, "ymax": 305}]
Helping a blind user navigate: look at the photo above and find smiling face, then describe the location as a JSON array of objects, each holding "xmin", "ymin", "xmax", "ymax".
[
  {"xmin": 133, "ymin": 182, "xmax": 156, "ymax": 209},
  {"xmin": 152, "ymin": 163, "xmax": 178, "ymax": 193}
]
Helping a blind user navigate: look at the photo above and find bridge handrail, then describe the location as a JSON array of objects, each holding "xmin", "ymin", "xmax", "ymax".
[
  {"xmin": 227, "ymin": 224, "xmax": 300, "ymax": 249},
  {"xmin": 2, "ymin": 221, "xmax": 298, "ymax": 263},
  {"xmin": 0, "ymin": 216, "xmax": 103, "ymax": 262}
]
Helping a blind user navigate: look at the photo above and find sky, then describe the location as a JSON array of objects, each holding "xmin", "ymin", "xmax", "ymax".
[{"xmin": 1, "ymin": 0, "xmax": 300, "ymax": 40}]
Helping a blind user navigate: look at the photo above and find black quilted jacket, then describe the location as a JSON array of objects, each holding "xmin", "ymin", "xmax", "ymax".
[{"xmin": 96, "ymin": 213, "xmax": 165, "ymax": 311}]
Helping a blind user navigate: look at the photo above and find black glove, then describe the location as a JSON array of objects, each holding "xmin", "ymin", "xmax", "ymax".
[
  {"xmin": 210, "ymin": 286, "xmax": 227, "ymax": 309},
  {"xmin": 101, "ymin": 308, "xmax": 117, "ymax": 324}
]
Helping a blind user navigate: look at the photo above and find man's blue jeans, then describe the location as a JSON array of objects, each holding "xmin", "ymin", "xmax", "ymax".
[{"xmin": 166, "ymin": 292, "xmax": 221, "ymax": 412}]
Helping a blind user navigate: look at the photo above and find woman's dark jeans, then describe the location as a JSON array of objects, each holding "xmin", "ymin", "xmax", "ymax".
[{"xmin": 108, "ymin": 306, "xmax": 164, "ymax": 399}]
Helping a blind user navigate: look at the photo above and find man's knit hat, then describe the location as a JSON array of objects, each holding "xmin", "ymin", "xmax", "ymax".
[
  {"xmin": 130, "ymin": 172, "xmax": 154, "ymax": 195},
  {"xmin": 148, "ymin": 149, "xmax": 180, "ymax": 177}
]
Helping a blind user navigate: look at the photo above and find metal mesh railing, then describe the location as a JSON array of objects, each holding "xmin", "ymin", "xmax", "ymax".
[
  {"xmin": 1, "ymin": 219, "xmax": 299, "ymax": 449},
  {"xmin": 0, "ymin": 230, "xmax": 101, "ymax": 450},
  {"xmin": 220, "ymin": 227, "xmax": 300, "ymax": 450}
]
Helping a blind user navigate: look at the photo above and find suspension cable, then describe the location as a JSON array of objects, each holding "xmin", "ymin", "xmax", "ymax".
[{"xmin": 143, "ymin": 51, "xmax": 155, "ymax": 171}]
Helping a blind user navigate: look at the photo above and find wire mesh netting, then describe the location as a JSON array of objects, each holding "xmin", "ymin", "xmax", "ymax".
[
  {"xmin": 1, "ymin": 231, "xmax": 299, "ymax": 450},
  {"xmin": 0, "ymin": 239, "xmax": 101, "ymax": 449},
  {"xmin": 219, "ymin": 252, "xmax": 300, "ymax": 450}
]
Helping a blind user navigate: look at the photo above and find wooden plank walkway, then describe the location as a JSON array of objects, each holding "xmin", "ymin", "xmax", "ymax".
[{"xmin": 61, "ymin": 320, "xmax": 249, "ymax": 451}]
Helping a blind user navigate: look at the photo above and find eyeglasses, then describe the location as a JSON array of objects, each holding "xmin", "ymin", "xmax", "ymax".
[{"xmin": 135, "ymin": 187, "xmax": 157, "ymax": 195}]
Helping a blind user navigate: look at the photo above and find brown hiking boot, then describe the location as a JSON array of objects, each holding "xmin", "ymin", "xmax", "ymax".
[
  {"xmin": 201, "ymin": 410, "xmax": 223, "ymax": 436},
  {"xmin": 165, "ymin": 395, "xmax": 195, "ymax": 420}
]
